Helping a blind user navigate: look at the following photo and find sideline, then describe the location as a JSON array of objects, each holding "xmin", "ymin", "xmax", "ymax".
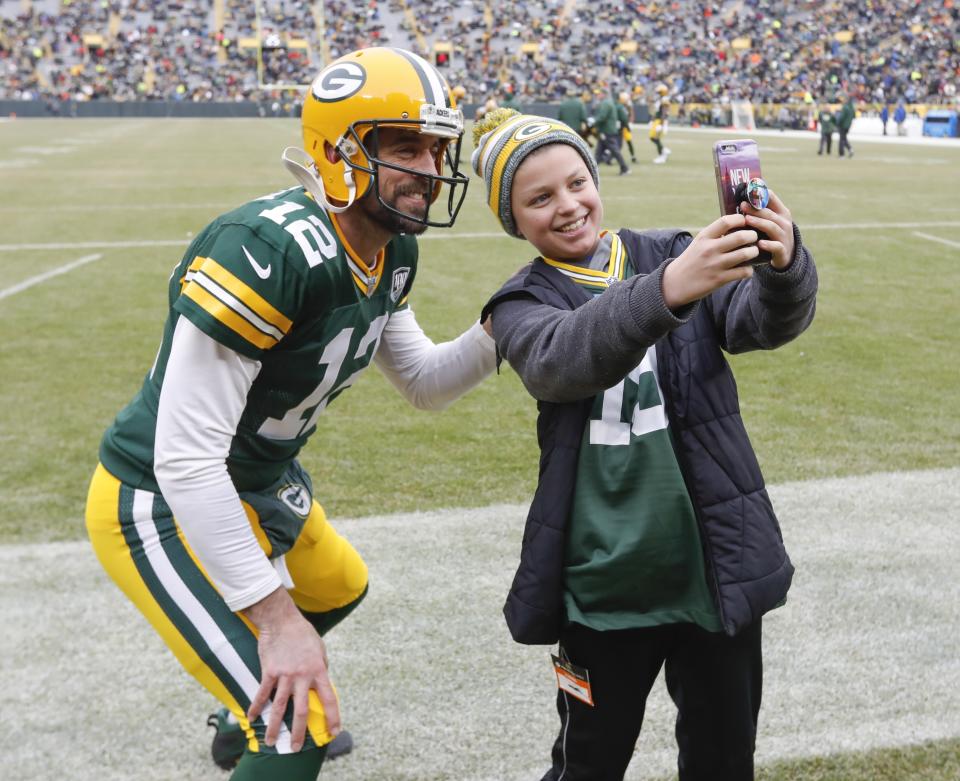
[
  {"xmin": 2, "ymin": 468, "xmax": 958, "ymax": 780},
  {"xmin": 664, "ymin": 123, "xmax": 960, "ymax": 148}
]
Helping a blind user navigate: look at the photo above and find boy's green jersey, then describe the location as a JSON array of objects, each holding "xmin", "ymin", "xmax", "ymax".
[
  {"xmin": 546, "ymin": 233, "xmax": 721, "ymax": 633},
  {"xmin": 100, "ymin": 186, "xmax": 418, "ymax": 493}
]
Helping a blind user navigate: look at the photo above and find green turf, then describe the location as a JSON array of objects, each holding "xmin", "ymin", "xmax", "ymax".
[
  {"xmin": 1, "ymin": 118, "xmax": 958, "ymax": 781},
  {"xmin": 755, "ymin": 737, "xmax": 960, "ymax": 781},
  {"xmin": 652, "ymin": 736, "xmax": 960, "ymax": 781},
  {"xmin": 1, "ymin": 120, "xmax": 958, "ymax": 542}
]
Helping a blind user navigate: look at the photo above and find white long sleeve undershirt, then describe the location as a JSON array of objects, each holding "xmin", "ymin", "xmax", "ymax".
[
  {"xmin": 154, "ymin": 311, "xmax": 495, "ymax": 611},
  {"xmin": 374, "ymin": 307, "xmax": 496, "ymax": 410}
]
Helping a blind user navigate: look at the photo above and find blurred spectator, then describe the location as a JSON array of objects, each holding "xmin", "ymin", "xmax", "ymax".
[
  {"xmin": 837, "ymin": 93, "xmax": 855, "ymax": 157},
  {"xmin": 1, "ymin": 0, "xmax": 957, "ymax": 112},
  {"xmin": 618, "ymin": 91, "xmax": 637, "ymax": 164},
  {"xmin": 817, "ymin": 105, "xmax": 835, "ymax": 155},
  {"xmin": 499, "ymin": 84, "xmax": 521, "ymax": 112},
  {"xmin": 593, "ymin": 87, "xmax": 630, "ymax": 175},
  {"xmin": 557, "ymin": 85, "xmax": 589, "ymax": 142},
  {"xmin": 894, "ymin": 100, "xmax": 907, "ymax": 135}
]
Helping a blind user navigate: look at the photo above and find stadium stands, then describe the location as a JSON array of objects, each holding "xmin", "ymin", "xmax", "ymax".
[{"xmin": 1, "ymin": 0, "xmax": 956, "ymax": 120}]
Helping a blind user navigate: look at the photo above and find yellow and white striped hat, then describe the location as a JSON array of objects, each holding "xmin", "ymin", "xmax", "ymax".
[{"xmin": 471, "ymin": 109, "xmax": 599, "ymax": 238}]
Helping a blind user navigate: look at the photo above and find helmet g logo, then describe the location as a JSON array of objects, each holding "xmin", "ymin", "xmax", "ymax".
[
  {"xmin": 514, "ymin": 122, "xmax": 552, "ymax": 142},
  {"xmin": 312, "ymin": 62, "xmax": 367, "ymax": 102}
]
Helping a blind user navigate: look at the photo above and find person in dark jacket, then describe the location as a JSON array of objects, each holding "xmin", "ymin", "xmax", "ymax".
[
  {"xmin": 817, "ymin": 106, "xmax": 835, "ymax": 154},
  {"xmin": 837, "ymin": 93, "xmax": 856, "ymax": 157},
  {"xmin": 593, "ymin": 89, "xmax": 631, "ymax": 174},
  {"xmin": 472, "ymin": 109, "xmax": 818, "ymax": 781},
  {"xmin": 557, "ymin": 87, "xmax": 590, "ymax": 144}
]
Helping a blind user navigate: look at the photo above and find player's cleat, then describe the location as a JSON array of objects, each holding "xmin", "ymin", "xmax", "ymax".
[
  {"xmin": 207, "ymin": 708, "xmax": 246, "ymax": 770},
  {"xmin": 663, "ymin": 147, "xmax": 672, "ymax": 157},
  {"xmin": 206, "ymin": 708, "xmax": 355, "ymax": 769},
  {"xmin": 326, "ymin": 729, "xmax": 354, "ymax": 760},
  {"xmin": 652, "ymin": 155, "xmax": 667, "ymax": 164}
]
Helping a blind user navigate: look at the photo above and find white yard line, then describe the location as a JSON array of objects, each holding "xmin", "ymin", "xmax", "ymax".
[
  {"xmin": 0, "ymin": 253, "xmax": 103, "ymax": 300},
  {"xmin": 4, "ymin": 222, "xmax": 960, "ymax": 252},
  {"xmin": 913, "ymin": 231, "xmax": 960, "ymax": 250}
]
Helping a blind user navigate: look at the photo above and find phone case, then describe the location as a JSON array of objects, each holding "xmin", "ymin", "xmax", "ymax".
[
  {"xmin": 713, "ymin": 139, "xmax": 762, "ymax": 215},
  {"xmin": 712, "ymin": 139, "xmax": 771, "ymax": 264}
]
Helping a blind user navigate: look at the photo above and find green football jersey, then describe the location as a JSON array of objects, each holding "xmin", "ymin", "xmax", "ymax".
[
  {"xmin": 542, "ymin": 233, "xmax": 721, "ymax": 633},
  {"xmin": 100, "ymin": 186, "xmax": 418, "ymax": 493}
]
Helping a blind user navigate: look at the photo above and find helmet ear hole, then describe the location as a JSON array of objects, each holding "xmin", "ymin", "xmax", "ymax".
[{"xmin": 323, "ymin": 141, "xmax": 341, "ymax": 164}]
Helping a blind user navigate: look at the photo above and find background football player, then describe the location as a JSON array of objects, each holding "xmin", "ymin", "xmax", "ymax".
[
  {"xmin": 84, "ymin": 46, "xmax": 495, "ymax": 781},
  {"xmin": 650, "ymin": 82, "xmax": 672, "ymax": 164}
]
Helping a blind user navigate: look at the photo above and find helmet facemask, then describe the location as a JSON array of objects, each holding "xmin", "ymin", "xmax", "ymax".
[{"xmin": 342, "ymin": 118, "xmax": 469, "ymax": 229}]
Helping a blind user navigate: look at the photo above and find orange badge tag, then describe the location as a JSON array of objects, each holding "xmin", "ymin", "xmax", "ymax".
[{"xmin": 551, "ymin": 654, "xmax": 594, "ymax": 707}]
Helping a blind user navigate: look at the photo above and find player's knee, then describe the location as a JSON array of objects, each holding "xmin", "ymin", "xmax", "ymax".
[
  {"xmin": 340, "ymin": 545, "xmax": 369, "ymax": 601},
  {"xmin": 286, "ymin": 522, "xmax": 368, "ymax": 614},
  {"xmin": 301, "ymin": 583, "xmax": 369, "ymax": 637}
]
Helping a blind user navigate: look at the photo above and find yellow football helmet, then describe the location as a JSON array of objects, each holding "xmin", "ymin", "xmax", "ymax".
[{"xmin": 282, "ymin": 46, "xmax": 468, "ymax": 228}]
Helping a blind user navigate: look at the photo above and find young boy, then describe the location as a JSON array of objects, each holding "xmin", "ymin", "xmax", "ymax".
[{"xmin": 473, "ymin": 109, "xmax": 818, "ymax": 781}]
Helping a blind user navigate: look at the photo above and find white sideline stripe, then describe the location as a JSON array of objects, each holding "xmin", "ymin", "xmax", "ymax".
[
  {"xmin": 795, "ymin": 220, "xmax": 960, "ymax": 230},
  {"xmin": 913, "ymin": 231, "xmax": 960, "ymax": 249},
  {"xmin": 130, "ymin": 489, "xmax": 293, "ymax": 753},
  {"xmin": 0, "ymin": 253, "xmax": 102, "ymax": 300},
  {"xmin": 4, "ymin": 221, "xmax": 960, "ymax": 252},
  {"xmin": 0, "ymin": 468, "xmax": 958, "ymax": 780}
]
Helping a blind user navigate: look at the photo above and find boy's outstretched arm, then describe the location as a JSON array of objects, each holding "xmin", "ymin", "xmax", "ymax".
[{"xmin": 705, "ymin": 190, "xmax": 818, "ymax": 352}]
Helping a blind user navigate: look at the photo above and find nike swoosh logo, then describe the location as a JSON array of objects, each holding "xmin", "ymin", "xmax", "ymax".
[{"xmin": 242, "ymin": 244, "xmax": 272, "ymax": 279}]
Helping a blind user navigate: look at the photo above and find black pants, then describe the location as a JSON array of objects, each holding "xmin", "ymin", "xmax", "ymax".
[
  {"xmin": 838, "ymin": 128, "xmax": 853, "ymax": 157},
  {"xmin": 595, "ymin": 132, "xmax": 628, "ymax": 172},
  {"xmin": 818, "ymin": 132, "xmax": 832, "ymax": 154},
  {"xmin": 541, "ymin": 620, "xmax": 763, "ymax": 781}
]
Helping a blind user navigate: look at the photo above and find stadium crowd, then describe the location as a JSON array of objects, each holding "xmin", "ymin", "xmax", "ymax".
[{"xmin": 1, "ymin": 0, "xmax": 957, "ymax": 114}]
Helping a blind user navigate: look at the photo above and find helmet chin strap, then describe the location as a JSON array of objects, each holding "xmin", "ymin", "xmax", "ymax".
[{"xmin": 281, "ymin": 146, "xmax": 356, "ymax": 214}]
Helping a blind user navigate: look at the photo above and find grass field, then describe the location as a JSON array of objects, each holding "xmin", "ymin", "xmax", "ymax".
[{"xmin": 1, "ymin": 119, "xmax": 959, "ymax": 779}]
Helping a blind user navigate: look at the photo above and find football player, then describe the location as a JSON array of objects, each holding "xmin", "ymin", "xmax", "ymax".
[
  {"xmin": 618, "ymin": 91, "xmax": 638, "ymax": 164},
  {"xmin": 84, "ymin": 47, "xmax": 495, "ymax": 781},
  {"xmin": 650, "ymin": 83, "xmax": 672, "ymax": 164}
]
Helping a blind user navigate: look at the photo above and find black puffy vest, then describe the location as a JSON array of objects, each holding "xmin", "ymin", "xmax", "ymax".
[{"xmin": 482, "ymin": 229, "xmax": 793, "ymax": 644}]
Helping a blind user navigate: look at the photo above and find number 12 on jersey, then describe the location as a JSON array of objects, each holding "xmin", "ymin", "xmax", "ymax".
[{"xmin": 589, "ymin": 347, "xmax": 668, "ymax": 446}]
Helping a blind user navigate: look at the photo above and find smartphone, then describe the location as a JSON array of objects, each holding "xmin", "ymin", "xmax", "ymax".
[{"xmin": 712, "ymin": 139, "xmax": 771, "ymax": 264}]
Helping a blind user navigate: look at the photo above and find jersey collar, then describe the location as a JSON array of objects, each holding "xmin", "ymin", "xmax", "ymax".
[
  {"xmin": 329, "ymin": 212, "xmax": 385, "ymax": 298},
  {"xmin": 541, "ymin": 231, "xmax": 626, "ymax": 290}
]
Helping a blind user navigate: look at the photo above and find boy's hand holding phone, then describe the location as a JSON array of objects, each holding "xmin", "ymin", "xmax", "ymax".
[
  {"xmin": 662, "ymin": 213, "xmax": 757, "ymax": 309},
  {"xmin": 714, "ymin": 139, "xmax": 779, "ymax": 265},
  {"xmin": 662, "ymin": 190, "xmax": 797, "ymax": 310},
  {"xmin": 739, "ymin": 189, "xmax": 795, "ymax": 271}
]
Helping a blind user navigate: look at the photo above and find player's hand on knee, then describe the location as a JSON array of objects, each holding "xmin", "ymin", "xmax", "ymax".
[
  {"xmin": 662, "ymin": 214, "xmax": 756, "ymax": 308},
  {"xmin": 245, "ymin": 588, "xmax": 341, "ymax": 752}
]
